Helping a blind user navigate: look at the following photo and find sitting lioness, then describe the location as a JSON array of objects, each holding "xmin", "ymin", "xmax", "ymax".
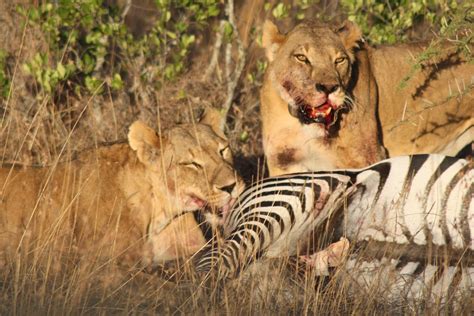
[
  {"xmin": 0, "ymin": 116, "xmax": 244, "ymax": 277},
  {"xmin": 261, "ymin": 19, "xmax": 473, "ymax": 175}
]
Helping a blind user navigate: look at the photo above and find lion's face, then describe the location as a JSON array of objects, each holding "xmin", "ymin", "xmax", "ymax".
[
  {"xmin": 128, "ymin": 118, "xmax": 245, "ymax": 262},
  {"xmin": 263, "ymin": 20, "xmax": 362, "ymax": 131},
  {"xmin": 163, "ymin": 124, "xmax": 243, "ymax": 215},
  {"xmin": 129, "ymin": 120, "xmax": 244, "ymax": 221}
]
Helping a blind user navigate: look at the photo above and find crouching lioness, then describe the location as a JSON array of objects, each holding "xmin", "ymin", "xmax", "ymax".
[{"xmin": 0, "ymin": 117, "xmax": 244, "ymax": 278}]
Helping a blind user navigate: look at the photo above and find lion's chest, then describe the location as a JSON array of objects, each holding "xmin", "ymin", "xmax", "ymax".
[{"xmin": 264, "ymin": 123, "xmax": 337, "ymax": 174}]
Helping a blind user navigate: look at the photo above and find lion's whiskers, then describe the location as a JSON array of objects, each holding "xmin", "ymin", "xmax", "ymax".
[{"xmin": 343, "ymin": 95, "xmax": 357, "ymax": 110}]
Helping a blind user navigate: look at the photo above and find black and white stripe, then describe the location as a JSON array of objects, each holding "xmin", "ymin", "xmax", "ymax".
[
  {"xmin": 194, "ymin": 154, "xmax": 473, "ymax": 298},
  {"xmin": 340, "ymin": 247, "xmax": 474, "ymax": 307},
  {"xmin": 346, "ymin": 154, "xmax": 473, "ymax": 250},
  {"xmin": 196, "ymin": 172, "xmax": 356, "ymax": 279}
]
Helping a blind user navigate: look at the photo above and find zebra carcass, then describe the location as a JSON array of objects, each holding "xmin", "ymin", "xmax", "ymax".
[{"xmin": 194, "ymin": 155, "xmax": 473, "ymax": 308}]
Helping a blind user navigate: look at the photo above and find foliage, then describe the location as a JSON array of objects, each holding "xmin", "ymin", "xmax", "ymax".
[
  {"xmin": 246, "ymin": 60, "xmax": 267, "ymax": 85},
  {"xmin": 399, "ymin": 5, "xmax": 473, "ymax": 89},
  {"xmin": 265, "ymin": 0, "xmax": 321, "ymax": 21},
  {"xmin": 271, "ymin": 3, "xmax": 291, "ymax": 19},
  {"xmin": 262, "ymin": 0, "xmax": 472, "ymax": 91},
  {"xmin": 341, "ymin": 0, "xmax": 465, "ymax": 44},
  {"xmin": 12, "ymin": 0, "xmax": 473, "ymax": 100},
  {"xmin": 0, "ymin": 50, "xmax": 10, "ymax": 99},
  {"xmin": 18, "ymin": 0, "xmax": 220, "ymax": 97},
  {"xmin": 264, "ymin": 0, "xmax": 469, "ymax": 45},
  {"xmin": 294, "ymin": 0, "xmax": 317, "ymax": 20}
]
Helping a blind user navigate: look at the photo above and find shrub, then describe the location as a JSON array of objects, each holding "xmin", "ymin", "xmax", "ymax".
[
  {"xmin": 0, "ymin": 49, "xmax": 10, "ymax": 100},
  {"xmin": 341, "ymin": 0, "xmax": 468, "ymax": 44},
  {"xmin": 18, "ymin": 0, "xmax": 220, "ymax": 97}
]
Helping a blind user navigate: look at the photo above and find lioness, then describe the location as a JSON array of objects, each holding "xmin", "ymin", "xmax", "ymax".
[
  {"xmin": 0, "ymin": 117, "xmax": 244, "ymax": 276},
  {"xmin": 261, "ymin": 19, "xmax": 473, "ymax": 175}
]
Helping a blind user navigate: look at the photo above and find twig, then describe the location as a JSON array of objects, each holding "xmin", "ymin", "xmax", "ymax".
[
  {"xmin": 203, "ymin": 20, "xmax": 226, "ymax": 81},
  {"xmin": 121, "ymin": 0, "xmax": 132, "ymax": 19},
  {"xmin": 220, "ymin": 0, "xmax": 246, "ymax": 132},
  {"xmin": 225, "ymin": 38, "xmax": 232, "ymax": 79}
]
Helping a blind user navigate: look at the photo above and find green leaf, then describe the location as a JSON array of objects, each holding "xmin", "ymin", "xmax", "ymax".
[
  {"xmin": 166, "ymin": 31, "xmax": 177, "ymax": 39},
  {"xmin": 207, "ymin": 6, "xmax": 219, "ymax": 17},
  {"xmin": 223, "ymin": 22, "xmax": 233, "ymax": 41},
  {"xmin": 85, "ymin": 76, "xmax": 103, "ymax": 94},
  {"xmin": 272, "ymin": 3, "xmax": 289, "ymax": 19},
  {"xmin": 240, "ymin": 130, "xmax": 249, "ymax": 142},
  {"xmin": 110, "ymin": 73, "xmax": 123, "ymax": 90},
  {"xmin": 22, "ymin": 63, "xmax": 32, "ymax": 75},
  {"xmin": 56, "ymin": 63, "xmax": 66, "ymax": 79},
  {"xmin": 176, "ymin": 89, "xmax": 186, "ymax": 100},
  {"xmin": 181, "ymin": 34, "xmax": 195, "ymax": 47},
  {"xmin": 83, "ymin": 54, "xmax": 95, "ymax": 74}
]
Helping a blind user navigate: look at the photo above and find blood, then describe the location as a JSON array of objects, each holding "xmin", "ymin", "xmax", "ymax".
[{"xmin": 301, "ymin": 102, "xmax": 335, "ymax": 128}]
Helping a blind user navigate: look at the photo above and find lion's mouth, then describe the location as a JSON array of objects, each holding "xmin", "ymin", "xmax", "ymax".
[
  {"xmin": 189, "ymin": 194, "xmax": 207, "ymax": 209},
  {"xmin": 202, "ymin": 197, "xmax": 235, "ymax": 221},
  {"xmin": 298, "ymin": 101, "xmax": 338, "ymax": 128},
  {"xmin": 281, "ymin": 80, "xmax": 340, "ymax": 129},
  {"xmin": 150, "ymin": 195, "xmax": 235, "ymax": 239},
  {"xmin": 188, "ymin": 193, "xmax": 236, "ymax": 223}
]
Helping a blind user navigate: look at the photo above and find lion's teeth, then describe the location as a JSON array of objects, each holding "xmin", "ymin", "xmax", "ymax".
[{"xmin": 325, "ymin": 107, "xmax": 332, "ymax": 115}]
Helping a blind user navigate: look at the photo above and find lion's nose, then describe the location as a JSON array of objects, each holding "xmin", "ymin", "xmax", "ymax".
[
  {"xmin": 218, "ymin": 182, "xmax": 236, "ymax": 194},
  {"xmin": 315, "ymin": 83, "xmax": 339, "ymax": 94}
]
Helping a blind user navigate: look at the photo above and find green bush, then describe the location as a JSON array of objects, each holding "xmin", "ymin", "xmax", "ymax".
[
  {"xmin": 18, "ymin": 0, "xmax": 220, "ymax": 97},
  {"xmin": 0, "ymin": 50, "xmax": 10, "ymax": 99},
  {"xmin": 398, "ymin": 5, "xmax": 473, "ymax": 89},
  {"xmin": 341, "ymin": 0, "xmax": 466, "ymax": 44}
]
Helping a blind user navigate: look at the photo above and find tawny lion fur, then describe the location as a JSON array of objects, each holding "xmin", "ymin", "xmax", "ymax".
[
  {"xmin": 261, "ymin": 19, "xmax": 473, "ymax": 175},
  {"xmin": 0, "ymin": 117, "xmax": 243, "ymax": 279}
]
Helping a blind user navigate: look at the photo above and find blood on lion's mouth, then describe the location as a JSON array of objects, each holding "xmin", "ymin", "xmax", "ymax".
[
  {"xmin": 281, "ymin": 80, "xmax": 340, "ymax": 129},
  {"xmin": 203, "ymin": 197, "xmax": 235, "ymax": 219},
  {"xmin": 298, "ymin": 101, "xmax": 337, "ymax": 128}
]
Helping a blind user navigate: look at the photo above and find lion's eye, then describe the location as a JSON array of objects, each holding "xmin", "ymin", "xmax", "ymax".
[
  {"xmin": 335, "ymin": 57, "xmax": 346, "ymax": 65},
  {"xmin": 294, "ymin": 54, "xmax": 310, "ymax": 64}
]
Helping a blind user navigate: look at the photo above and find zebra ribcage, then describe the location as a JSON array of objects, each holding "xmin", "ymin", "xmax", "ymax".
[
  {"xmin": 346, "ymin": 155, "xmax": 473, "ymax": 251},
  {"xmin": 195, "ymin": 154, "xmax": 473, "ymax": 292},
  {"xmin": 195, "ymin": 174, "xmax": 353, "ymax": 277},
  {"xmin": 336, "ymin": 155, "xmax": 473, "ymax": 304},
  {"xmin": 227, "ymin": 175, "xmax": 352, "ymax": 256}
]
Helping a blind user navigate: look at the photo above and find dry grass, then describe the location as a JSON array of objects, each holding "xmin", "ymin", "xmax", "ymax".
[{"xmin": 2, "ymin": 222, "xmax": 471, "ymax": 314}]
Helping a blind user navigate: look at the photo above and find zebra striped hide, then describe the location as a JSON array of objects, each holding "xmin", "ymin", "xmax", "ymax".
[{"xmin": 194, "ymin": 154, "xmax": 473, "ymax": 304}]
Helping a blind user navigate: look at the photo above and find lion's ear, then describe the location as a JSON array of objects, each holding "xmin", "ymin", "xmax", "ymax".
[
  {"xmin": 262, "ymin": 20, "xmax": 285, "ymax": 62},
  {"xmin": 336, "ymin": 21, "xmax": 363, "ymax": 53},
  {"xmin": 198, "ymin": 107, "xmax": 226, "ymax": 139},
  {"xmin": 128, "ymin": 120, "xmax": 162, "ymax": 165}
]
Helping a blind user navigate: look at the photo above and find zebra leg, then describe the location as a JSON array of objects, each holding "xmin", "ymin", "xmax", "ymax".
[{"xmin": 299, "ymin": 237, "xmax": 350, "ymax": 276}]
